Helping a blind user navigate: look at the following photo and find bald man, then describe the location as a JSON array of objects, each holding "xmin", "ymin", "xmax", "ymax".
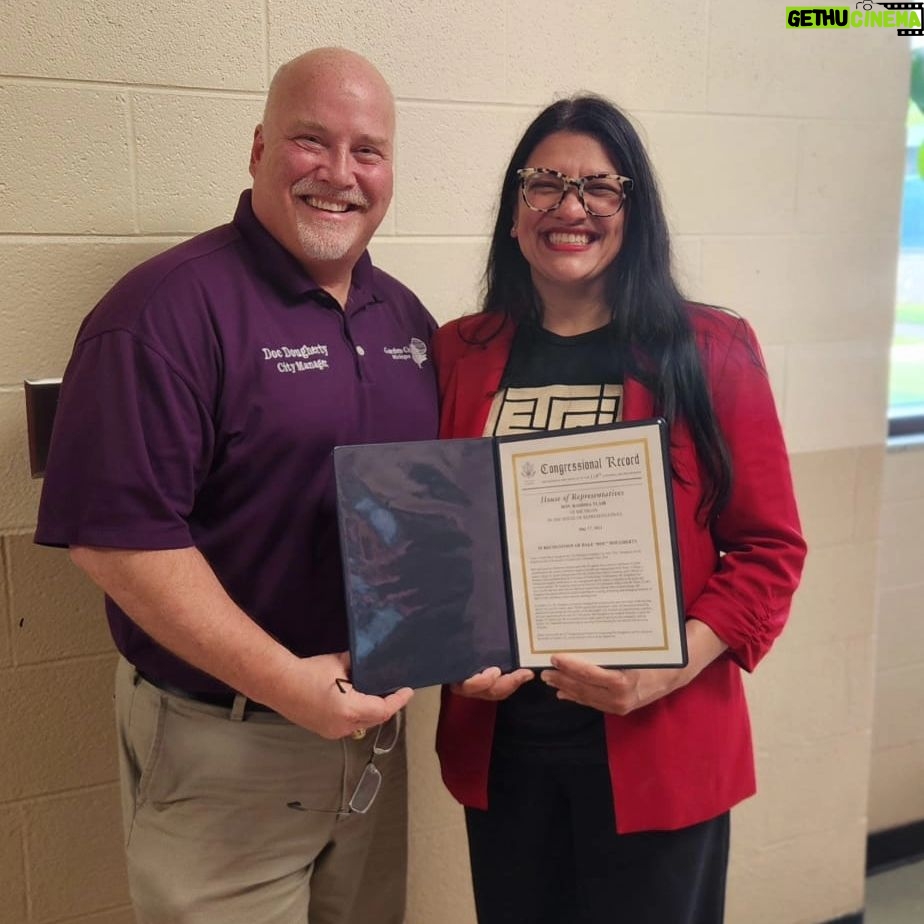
[{"xmin": 36, "ymin": 48, "xmax": 438, "ymax": 923}]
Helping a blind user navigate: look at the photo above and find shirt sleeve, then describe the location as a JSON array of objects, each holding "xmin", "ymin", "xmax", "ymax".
[
  {"xmin": 35, "ymin": 328, "xmax": 215, "ymax": 550},
  {"xmin": 684, "ymin": 316, "xmax": 807, "ymax": 671}
]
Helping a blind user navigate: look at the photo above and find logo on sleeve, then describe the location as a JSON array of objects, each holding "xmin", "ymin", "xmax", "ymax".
[
  {"xmin": 383, "ymin": 337, "xmax": 429, "ymax": 368},
  {"xmin": 261, "ymin": 343, "xmax": 329, "ymax": 374}
]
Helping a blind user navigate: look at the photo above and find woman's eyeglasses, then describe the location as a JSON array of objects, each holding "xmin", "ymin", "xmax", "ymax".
[{"xmin": 517, "ymin": 167, "xmax": 633, "ymax": 217}]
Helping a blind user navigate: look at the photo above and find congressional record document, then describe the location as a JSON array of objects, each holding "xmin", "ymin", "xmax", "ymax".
[{"xmin": 334, "ymin": 420, "xmax": 686, "ymax": 695}]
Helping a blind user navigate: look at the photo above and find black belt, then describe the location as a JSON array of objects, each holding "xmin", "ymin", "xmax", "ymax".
[{"xmin": 137, "ymin": 670, "xmax": 275, "ymax": 713}]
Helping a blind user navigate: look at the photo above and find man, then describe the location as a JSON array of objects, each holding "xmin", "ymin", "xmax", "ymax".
[{"xmin": 35, "ymin": 48, "xmax": 438, "ymax": 924}]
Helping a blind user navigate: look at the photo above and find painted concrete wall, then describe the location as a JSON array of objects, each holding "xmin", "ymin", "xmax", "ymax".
[
  {"xmin": 869, "ymin": 444, "xmax": 924, "ymax": 836},
  {"xmin": 0, "ymin": 2, "xmax": 914, "ymax": 922}
]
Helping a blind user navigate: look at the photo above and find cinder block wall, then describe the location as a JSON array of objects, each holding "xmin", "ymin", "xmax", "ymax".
[
  {"xmin": 869, "ymin": 445, "xmax": 924, "ymax": 834},
  {"xmin": 0, "ymin": 3, "xmax": 912, "ymax": 922}
]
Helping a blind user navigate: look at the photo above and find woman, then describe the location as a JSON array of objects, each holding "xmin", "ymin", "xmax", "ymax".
[{"xmin": 432, "ymin": 96, "xmax": 806, "ymax": 924}]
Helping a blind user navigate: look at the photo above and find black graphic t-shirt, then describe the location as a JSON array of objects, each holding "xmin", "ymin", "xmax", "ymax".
[{"xmin": 486, "ymin": 321, "xmax": 623, "ymax": 757}]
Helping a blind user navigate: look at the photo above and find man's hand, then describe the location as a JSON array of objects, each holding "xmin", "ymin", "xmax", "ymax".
[
  {"xmin": 450, "ymin": 666, "xmax": 535, "ymax": 701},
  {"xmin": 275, "ymin": 651, "xmax": 413, "ymax": 739}
]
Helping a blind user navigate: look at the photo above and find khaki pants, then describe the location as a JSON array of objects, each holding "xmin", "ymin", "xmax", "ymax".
[{"xmin": 115, "ymin": 657, "xmax": 408, "ymax": 924}]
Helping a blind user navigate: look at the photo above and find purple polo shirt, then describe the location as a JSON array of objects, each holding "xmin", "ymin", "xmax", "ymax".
[{"xmin": 36, "ymin": 190, "xmax": 439, "ymax": 693}]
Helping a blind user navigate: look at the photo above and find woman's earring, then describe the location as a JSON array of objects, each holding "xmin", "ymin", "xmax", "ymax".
[{"xmin": 510, "ymin": 223, "xmax": 518, "ymax": 238}]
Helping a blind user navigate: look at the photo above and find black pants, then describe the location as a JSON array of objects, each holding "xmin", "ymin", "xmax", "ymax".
[{"xmin": 464, "ymin": 749, "xmax": 729, "ymax": 924}]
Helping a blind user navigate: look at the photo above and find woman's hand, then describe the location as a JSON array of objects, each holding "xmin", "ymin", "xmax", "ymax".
[
  {"xmin": 540, "ymin": 656, "xmax": 687, "ymax": 715},
  {"xmin": 450, "ymin": 666, "xmax": 535, "ymax": 701},
  {"xmin": 540, "ymin": 619, "xmax": 729, "ymax": 716}
]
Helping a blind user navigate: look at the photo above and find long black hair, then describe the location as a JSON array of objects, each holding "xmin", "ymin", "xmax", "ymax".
[{"xmin": 482, "ymin": 95, "xmax": 731, "ymax": 523}]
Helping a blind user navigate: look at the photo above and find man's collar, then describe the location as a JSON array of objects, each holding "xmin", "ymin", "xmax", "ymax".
[{"xmin": 231, "ymin": 190, "xmax": 376, "ymax": 307}]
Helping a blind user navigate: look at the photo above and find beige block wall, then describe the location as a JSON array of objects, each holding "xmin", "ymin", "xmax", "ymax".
[
  {"xmin": 869, "ymin": 444, "xmax": 924, "ymax": 834},
  {"xmin": 0, "ymin": 2, "xmax": 913, "ymax": 922}
]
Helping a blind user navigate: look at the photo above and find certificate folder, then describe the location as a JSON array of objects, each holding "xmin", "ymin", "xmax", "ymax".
[{"xmin": 334, "ymin": 419, "xmax": 687, "ymax": 695}]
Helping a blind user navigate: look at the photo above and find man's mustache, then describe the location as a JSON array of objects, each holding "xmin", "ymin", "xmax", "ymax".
[{"xmin": 292, "ymin": 181, "xmax": 369, "ymax": 209}]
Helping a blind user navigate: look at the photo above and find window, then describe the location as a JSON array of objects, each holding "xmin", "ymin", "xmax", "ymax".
[{"xmin": 890, "ymin": 40, "xmax": 924, "ymax": 438}]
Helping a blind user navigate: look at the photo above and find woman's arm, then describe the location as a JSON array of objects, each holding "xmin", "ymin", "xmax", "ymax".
[{"xmin": 539, "ymin": 314, "xmax": 806, "ymax": 713}]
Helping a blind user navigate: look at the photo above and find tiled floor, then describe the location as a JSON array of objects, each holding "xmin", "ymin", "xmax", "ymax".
[{"xmin": 865, "ymin": 859, "xmax": 924, "ymax": 923}]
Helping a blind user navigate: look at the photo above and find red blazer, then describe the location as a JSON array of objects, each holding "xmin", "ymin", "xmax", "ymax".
[{"xmin": 432, "ymin": 307, "xmax": 807, "ymax": 833}]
